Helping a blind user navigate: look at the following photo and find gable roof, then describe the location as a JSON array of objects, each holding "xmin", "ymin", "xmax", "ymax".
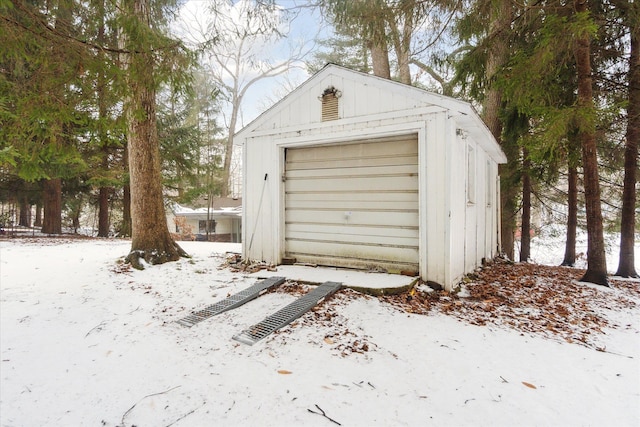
[{"xmin": 236, "ymin": 64, "xmax": 506, "ymax": 163}]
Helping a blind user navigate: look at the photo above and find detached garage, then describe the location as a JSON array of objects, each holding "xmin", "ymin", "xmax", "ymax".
[{"xmin": 235, "ymin": 64, "xmax": 507, "ymax": 291}]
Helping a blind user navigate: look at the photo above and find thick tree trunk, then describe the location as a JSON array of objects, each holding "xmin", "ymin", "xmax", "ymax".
[
  {"xmin": 615, "ymin": 15, "xmax": 639, "ymax": 278},
  {"xmin": 18, "ymin": 197, "xmax": 30, "ymax": 227},
  {"xmin": 122, "ymin": 0, "xmax": 186, "ymax": 268},
  {"xmin": 562, "ymin": 165, "xmax": 578, "ymax": 266},
  {"xmin": 120, "ymin": 144, "xmax": 132, "ymax": 237},
  {"xmin": 34, "ymin": 202, "xmax": 42, "ymax": 227},
  {"xmin": 499, "ymin": 166, "xmax": 518, "ymax": 260},
  {"xmin": 484, "ymin": 0, "xmax": 515, "ymax": 259},
  {"xmin": 97, "ymin": 0, "xmax": 111, "ymax": 239},
  {"xmin": 368, "ymin": 41, "xmax": 391, "ymax": 80},
  {"xmin": 97, "ymin": 186, "xmax": 110, "ymax": 237},
  {"xmin": 574, "ymin": 0, "xmax": 608, "ymax": 286},
  {"xmin": 520, "ymin": 149, "xmax": 531, "ymax": 262},
  {"xmin": 42, "ymin": 178, "xmax": 62, "ymax": 234},
  {"xmin": 390, "ymin": 15, "xmax": 412, "ymax": 85},
  {"xmin": 121, "ymin": 183, "xmax": 131, "ymax": 237}
]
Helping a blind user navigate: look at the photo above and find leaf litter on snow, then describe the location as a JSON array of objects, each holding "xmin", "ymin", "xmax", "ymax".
[
  {"xmin": 222, "ymin": 258, "xmax": 638, "ymax": 356},
  {"xmin": 381, "ymin": 259, "xmax": 639, "ymax": 351}
]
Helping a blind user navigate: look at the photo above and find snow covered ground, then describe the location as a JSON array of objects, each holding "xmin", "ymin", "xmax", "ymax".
[{"xmin": 1, "ymin": 238, "xmax": 638, "ymax": 426}]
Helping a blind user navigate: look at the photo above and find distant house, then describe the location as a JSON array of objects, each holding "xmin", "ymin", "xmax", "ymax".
[
  {"xmin": 234, "ymin": 64, "xmax": 507, "ymax": 291},
  {"xmin": 167, "ymin": 198, "xmax": 242, "ymax": 243}
]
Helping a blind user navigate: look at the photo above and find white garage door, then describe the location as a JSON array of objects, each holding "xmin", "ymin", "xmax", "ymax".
[{"xmin": 284, "ymin": 135, "xmax": 419, "ymax": 273}]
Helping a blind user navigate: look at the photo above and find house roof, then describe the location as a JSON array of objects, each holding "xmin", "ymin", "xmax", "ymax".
[
  {"xmin": 209, "ymin": 197, "xmax": 242, "ymax": 210},
  {"xmin": 235, "ymin": 64, "xmax": 506, "ymax": 164},
  {"xmin": 171, "ymin": 198, "xmax": 242, "ymax": 218}
]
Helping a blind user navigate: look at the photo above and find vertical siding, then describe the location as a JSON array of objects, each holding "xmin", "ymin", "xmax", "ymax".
[
  {"xmin": 475, "ymin": 150, "xmax": 487, "ymax": 266},
  {"xmin": 464, "ymin": 138, "xmax": 478, "ymax": 274},
  {"xmin": 448, "ymin": 130, "xmax": 467, "ymax": 286},
  {"xmin": 244, "ymin": 138, "xmax": 279, "ymax": 263},
  {"xmin": 423, "ymin": 112, "xmax": 448, "ymax": 286}
]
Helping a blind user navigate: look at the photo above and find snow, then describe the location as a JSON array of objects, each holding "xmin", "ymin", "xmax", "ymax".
[
  {"xmin": 1, "ymin": 238, "xmax": 639, "ymax": 426},
  {"xmin": 249, "ymin": 265, "xmax": 416, "ymax": 291},
  {"xmin": 524, "ymin": 225, "xmax": 633, "ymax": 273}
]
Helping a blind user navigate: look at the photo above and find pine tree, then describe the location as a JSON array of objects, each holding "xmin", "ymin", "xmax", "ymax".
[
  {"xmin": 1, "ymin": 0, "xmax": 92, "ymax": 234},
  {"xmin": 614, "ymin": 0, "xmax": 639, "ymax": 278},
  {"xmin": 117, "ymin": 0, "xmax": 189, "ymax": 268},
  {"xmin": 573, "ymin": 0, "xmax": 608, "ymax": 285}
]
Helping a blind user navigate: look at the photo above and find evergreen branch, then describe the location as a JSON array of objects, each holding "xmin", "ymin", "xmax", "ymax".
[{"xmin": 5, "ymin": 1, "xmax": 182, "ymax": 56}]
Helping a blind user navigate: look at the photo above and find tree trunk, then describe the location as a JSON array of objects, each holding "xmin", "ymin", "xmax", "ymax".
[
  {"xmin": 484, "ymin": 0, "xmax": 515, "ymax": 259},
  {"xmin": 389, "ymin": 14, "xmax": 412, "ymax": 85},
  {"xmin": 121, "ymin": 0, "xmax": 187, "ymax": 268},
  {"xmin": 97, "ymin": 186, "xmax": 110, "ymax": 237},
  {"xmin": 368, "ymin": 40, "xmax": 391, "ymax": 80},
  {"xmin": 18, "ymin": 197, "xmax": 30, "ymax": 227},
  {"xmin": 121, "ymin": 144, "xmax": 132, "ymax": 237},
  {"xmin": 42, "ymin": 178, "xmax": 62, "ymax": 234},
  {"xmin": 615, "ymin": 11, "xmax": 639, "ymax": 278},
  {"xmin": 71, "ymin": 198, "xmax": 81, "ymax": 233},
  {"xmin": 562, "ymin": 165, "xmax": 578, "ymax": 266},
  {"xmin": 122, "ymin": 183, "xmax": 132, "ymax": 237},
  {"xmin": 520, "ymin": 148, "xmax": 531, "ymax": 262},
  {"xmin": 574, "ymin": 0, "xmax": 608, "ymax": 286},
  {"xmin": 34, "ymin": 202, "xmax": 42, "ymax": 227},
  {"xmin": 96, "ymin": 3, "xmax": 110, "ymax": 239},
  {"xmin": 221, "ymin": 104, "xmax": 238, "ymax": 198}
]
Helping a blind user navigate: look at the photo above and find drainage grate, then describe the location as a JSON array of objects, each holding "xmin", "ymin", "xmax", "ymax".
[
  {"xmin": 177, "ymin": 276, "xmax": 286, "ymax": 327},
  {"xmin": 232, "ymin": 281, "xmax": 342, "ymax": 345}
]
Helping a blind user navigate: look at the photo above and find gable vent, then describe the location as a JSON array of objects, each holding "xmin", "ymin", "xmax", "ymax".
[{"xmin": 320, "ymin": 86, "xmax": 341, "ymax": 121}]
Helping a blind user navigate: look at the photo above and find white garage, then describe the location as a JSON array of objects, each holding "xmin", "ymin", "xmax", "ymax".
[{"xmin": 235, "ymin": 64, "xmax": 506, "ymax": 291}]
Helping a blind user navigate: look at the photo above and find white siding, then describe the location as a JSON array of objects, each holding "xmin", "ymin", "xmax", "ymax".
[
  {"xmin": 422, "ymin": 112, "xmax": 448, "ymax": 285},
  {"xmin": 448, "ymin": 130, "xmax": 467, "ymax": 285}
]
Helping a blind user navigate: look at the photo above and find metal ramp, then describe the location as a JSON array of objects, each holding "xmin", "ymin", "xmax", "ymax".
[
  {"xmin": 233, "ymin": 281, "xmax": 342, "ymax": 345},
  {"xmin": 177, "ymin": 277, "xmax": 286, "ymax": 327}
]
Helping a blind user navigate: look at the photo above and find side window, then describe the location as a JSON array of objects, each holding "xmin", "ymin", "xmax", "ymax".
[{"xmin": 198, "ymin": 219, "xmax": 216, "ymax": 233}]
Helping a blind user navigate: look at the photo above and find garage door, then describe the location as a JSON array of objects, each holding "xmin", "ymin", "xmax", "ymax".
[{"xmin": 284, "ymin": 135, "xmax": 419, "ymax": 273}]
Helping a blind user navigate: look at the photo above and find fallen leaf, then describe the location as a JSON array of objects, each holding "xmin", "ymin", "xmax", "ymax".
[
  {"xmin": 324, "ymin": 337, "xmax": 334, "ymax": 344},
  {"xmin": 277, "ymin": 369, "xmax": 293, "ymax": 375},
  {"xmin": 522, "ymin": 381, "xmax": 537, "ymax": 389}
]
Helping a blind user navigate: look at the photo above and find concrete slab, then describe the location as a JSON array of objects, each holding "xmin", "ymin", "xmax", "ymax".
[{"xmin": 248, "ymin": 265, "xmax": 418, "ymax": 295}]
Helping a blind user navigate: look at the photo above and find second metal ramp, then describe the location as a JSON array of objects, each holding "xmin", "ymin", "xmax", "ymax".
[
  {"xmin": 233, "ymin": 281, "xmax": 342, "ymax": 345},
  {"xmin": 177, "ymin": 276, "xmax": 286, "ymax": 327}
]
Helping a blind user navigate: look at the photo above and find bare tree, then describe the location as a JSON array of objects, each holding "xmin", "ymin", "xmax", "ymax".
[{"xmin": 179, "ymin": 0, "xmax": 313, "ymax": 197}]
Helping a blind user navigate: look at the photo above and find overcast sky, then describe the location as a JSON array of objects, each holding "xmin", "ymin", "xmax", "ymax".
[{"xmin": 174, "ymin": 0, "xmax": 329, "ymax": 127}]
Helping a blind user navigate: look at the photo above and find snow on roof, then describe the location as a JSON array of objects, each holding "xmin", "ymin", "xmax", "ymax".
[{"xmin": 170, "ymin": 203, "xmax": 242, "ymax": 217}]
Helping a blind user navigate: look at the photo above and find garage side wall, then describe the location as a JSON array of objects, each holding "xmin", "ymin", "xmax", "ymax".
[
  {"xmin": 461, "ymin": 134, "xmax": 500, "ymax": 280},
  {"xmin": 242, "ymin": 137, "xmax": 281, "ymax": 263},
  {"xmin": 447, "ymin": 129, "xmax": 468, "ymax": 287},
  {"xmin": 422, "ymin": 112, "xmax": 449, "ymax": 287}
]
